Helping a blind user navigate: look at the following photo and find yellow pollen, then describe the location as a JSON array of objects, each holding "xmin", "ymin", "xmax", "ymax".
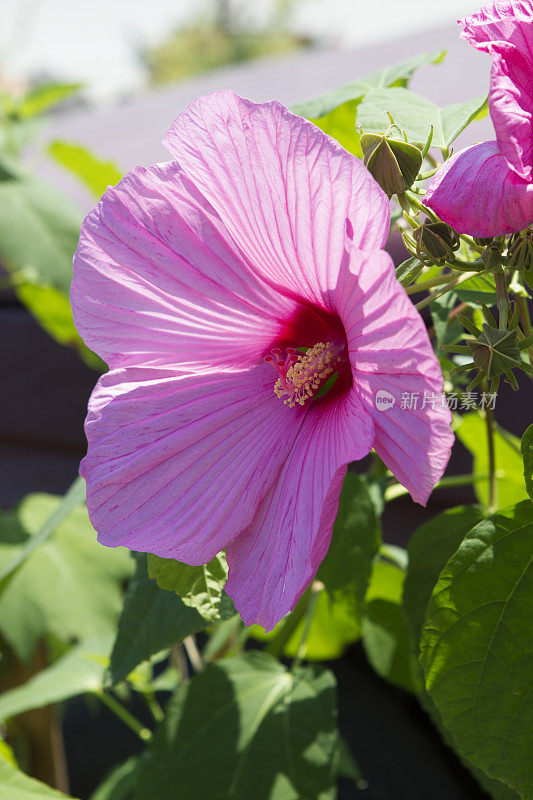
[{"xmin": 274, "ymin": 341, "xmax": 341, "ymax": 408}]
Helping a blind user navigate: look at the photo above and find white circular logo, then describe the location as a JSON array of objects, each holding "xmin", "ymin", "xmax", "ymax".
[{"xmin": 375, "ymin": 390, "xmax": 396, "ymax": 411}]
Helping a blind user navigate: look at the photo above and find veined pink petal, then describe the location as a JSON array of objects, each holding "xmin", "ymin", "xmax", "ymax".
[
  {"xmin": 163, "ymin": 90, "xmax": 390, "ymax": 308},
  {"xmin": 424, "ymin": 141, "xmax": 533, "ymax": 236},
  {"xmin": 225, "ymin": 391, "xmax": 374, "ymax": 630},
  {"xmin": 72, "ymin": 162, "xmax": 298, "ymax": 369},
  {"xmin": 335, "ymin": 249, "xmax": 453, "ymax": 505},
  {"xmin": 460, "ymin": 0, "xmax": 533, "ymax": 179},
  {"xmin": 81, "ymin": 363, "xmax": 304, "ymax": 563}
]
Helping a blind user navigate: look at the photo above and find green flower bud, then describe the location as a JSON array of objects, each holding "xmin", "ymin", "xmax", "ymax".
[
  {"xmin": 360, "ymin": 133, "xmax": 422, "ymax": 197},
  {"xmin": 508, "ymin": 229, "xmax": 533, "ymax": 271},
  {"xmin": 412, "ymin": 220, "xmax": 459, "ymax": 265}
]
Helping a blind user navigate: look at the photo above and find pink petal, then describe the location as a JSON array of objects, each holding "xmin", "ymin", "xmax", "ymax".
[
  {"xmin": 460, "ymin": 1, "xmax": 533, "ymax": 179},
  {"xmin": 81, "ymin": 362, "xmax": 305, "ymax": 563},
  {"xmin": 163, "ymin": 91, "xmax": 390, "ymax": 309},
  {"xmin": 335, "ymin": 249, "xmax": 453, "ymax": 505},
  {"xmin": 424, "ymin": 141, "xmax": 533, "ymax": 237},
  {"xmin": 72, "ymin": 162, "xmax": 298, "ymax": 369},
  {"xmin": 225, "ymin": 391, "xmax": 374, "ymax": 629}
]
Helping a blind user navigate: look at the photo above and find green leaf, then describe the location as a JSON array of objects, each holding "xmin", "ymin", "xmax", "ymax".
[
  {"xmin": 0, "ymin": 493, "xmax": 132, "ymax": 662},
  {"xmin": 133, "ymin": 652, "xmax": 339, "ymax": 800},
  {"xmin": 362, "ymin": 559, "xmax": 415, "ymax": 692},
  {"xmin": 455, "ymin": 273, "xmax": 498, "ymax": 306},
  {"xmin": 291, "ymin": 51, "xmax": 445, "ymax": 119},
  {"xmin": 396, "ymin": 256, "xmax": 424, "ymax": 287},
  {"xmin": 147, "ymin": 552, "xmax": 229, "ymax": 623},
  {"xmin": 108, "ymin": 554, "xmax": 207, "ymax": 685},
  {"xmin": 0, "ymin": 476, "xmax": 85, "ymax": 586},
  {"xmin": 0, "ymin": 758, "xmax": 78, "ymax": 799},
  {"xmin": 357, "ymin": 88, "xmax": 488, "ymax": 148},
  {"xmin": 0, "ymin": 172, "xmax": 81, "ymax": 294},
  {"xmin": 420, "ymin": 501, "xmax": 533, "ymax": 799},
  {"xmin": 48, "ymin": 140, "xmax": 123, "ymax": 198},
  {"xmin": 521, "ymin": 424, "xmax": 533, "ymax": 501},
  {"xmin": 310, "ymin": 101, "xmax": 363, "ymax": 157},
  {"xmin": 15, "ymin": 82, "xmax": 82, "ymax": 119},
  {"xmin": 456, "ymin": 413, "xmax": 529, "ymax": 509},
  {"xmin": 89, "ymin": 757, "xmax": 138, "ymax": 800},
  {"xmin": 0, "ymin": 637, "xmax": 111, "ymax": 721},
  {"xmin": 403, "ymin": 505, "xmax": 485, "ymax": 651},
  {"xmin": 430, "ymin": 291, "xmax": 463, "ymax": 348}
]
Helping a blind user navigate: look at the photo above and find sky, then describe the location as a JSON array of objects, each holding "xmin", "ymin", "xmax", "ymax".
[{"xmin": 2, "ymin": 0, "xmax": 477, "ymax": 101}]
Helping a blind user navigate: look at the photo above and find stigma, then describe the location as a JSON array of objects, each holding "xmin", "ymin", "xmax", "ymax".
[{"xmin": 265, "ymin": 342, "xmax": 345, "ymax": 408}]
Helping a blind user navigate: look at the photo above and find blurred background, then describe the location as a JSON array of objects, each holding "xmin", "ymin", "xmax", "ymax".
[{"xmin": 2, "ymin": 2, "xmax": 528, "ymax": 798}]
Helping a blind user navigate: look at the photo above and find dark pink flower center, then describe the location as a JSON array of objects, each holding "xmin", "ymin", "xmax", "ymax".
[{"xmin": 265, "ymin": 342, "xmax": 346, "ymax": 407}]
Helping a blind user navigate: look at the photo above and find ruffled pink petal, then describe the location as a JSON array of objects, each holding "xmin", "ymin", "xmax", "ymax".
[
  {"xmin": 225, "ymin": 391, "xmax": 374, "ymax": 629},
  {"xmin": 163, "ymin": 90, "xmax": 390, "ymax": 309},
  {"xmin": 72, "ymin": 162, "xmax": 298, "ymax": 369},
  {"xmin": 424, "ymin": 141, "xmax": 533, "ymax": 237},
  {"xmin": 334, "ymin": 249, "xmax": 453, "ymax": 505},
  {"xmin": 81, "ymin": 362, "xmax": 305, "ymax": 563},
  {"xmin": 460, "ymin": 1, "xmax": 533, "ymax": 179}
]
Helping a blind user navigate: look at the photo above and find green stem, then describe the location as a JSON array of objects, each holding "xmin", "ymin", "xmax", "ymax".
[
  {"xmin": 143, "ymin": 690, "xmax": 164, "ymax": 724},
  {"xmin": 406, "ymin": 273, "xmax": 450, "ymax": 295},
  {"xmin": 414, "ymin": 271, "xmax": 479, "ymax": 311},
  {"xmin": 292, "ymin": 581, "xmax": 323, "ymax": 671},
  {"xmin": 494, "ymin": 266, "xmax": 510, "ymax": 330},
  {"xmin": 405, "ymin": 190, "xmax": 439, "ymax": 221},
  {"xmin": 483, "ymin": 383, "xmax": 497, "ymax": 512},
  {"xmin": 384, "ymin": 473, "xmax": 491, "ymax": 502},
  {"xmin": 97, "ymin": 692, "xmax": 152, "ymax": 742},
  {"xmin": 517, "ymin": 295, "xmax": 533, "ymax": 366}
]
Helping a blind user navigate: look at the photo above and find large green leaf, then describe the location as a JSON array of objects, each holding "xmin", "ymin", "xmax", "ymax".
[
  {"xmin": 522, "ymin": 424, "xmax": 533, "ymax": 501},
  {"xmin": 48, "ymin": 140, "xmax": 123, "ymax": 198},
  {"xmin": 0, "ymin": 637, "xmax": 111, "ymax": 721},
  {"xmin": 13, "ymin": 82, "xmax": 82, "ymax": 119},
  {"xmin": 133, "ymin": 651, "xmax": 339, "ymax": 800},
  {"xmin": 147, "ymin": 552, "xmax": 230, "ymax": 623},
  {"xmin": 403, "ymin": 505, "xmax": 485, "ymax": 650},
  {"xmin": 455, "ymin": 273, "xmax": 498, "ymax": 306},
  {"xmin": 108, "ymin": 554, "xmax": 207, "ymax": 685},
  {"xmin": 0, "ymin": 493, "xmax": 132, "ymax": 662},
  {"xmin": 362, "ymin": 559, "xmax": 414, "ymax": 692},
  {"xmin": 457, "ymin": 413, "xmax": 529, "ymax": 509},
  {"xmin": 0, "ymin": 758, "xmax": 78, "ymax": 800},
  {"xmin": 358, "ymin": 88, "xmax": 488, "ymax": 148},
  {"xmin": 291, "ymin": 51, "xmax": 445, "ymax": 119},
  {"xmin": 420, "ymin": 501, "xmax": 533, "ymax": 798}
]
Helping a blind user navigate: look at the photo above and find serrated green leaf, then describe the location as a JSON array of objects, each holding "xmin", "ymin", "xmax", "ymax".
[
  {"xmin": 48, "ymin": 140, "xmax": 123, "ymax": 198},
  {"xmin": 108, "ymin": 554, "xmax": 207, "ymax": 685},
  {"xmin": 0, "ymin": 758, "xmax": 78, "ymax": 800},
  {"xmin": 0, "ymin": 493, "xmax": 132, "ymax": 662},
  {"xmin": 291, "ymin": 51, "xmax": 445, "ymax": 119},
  {"xmin": 133, "ymin": 652, "xmax": 339, "ymax": 800},
  {"xmin": 358, "ymin": 88, "xmax": 488, "ymax": 148},
  {"xmin": 521, "ymin": 423, "xmax": 533, "ymax": 501},
  {"xmin": 147, "ymin": 552, "xmax": 228, "ymax": 623},
  {"xmin": 457, "ymin": 414, "xmax": 528, "ymax": 509},
  {"xmin": 0, "ymin": 637, "xmax": 111, "ymax": 721},
  {"xmin": 420, "ymin": 501, "xmax": 533, "ymax": 799}
]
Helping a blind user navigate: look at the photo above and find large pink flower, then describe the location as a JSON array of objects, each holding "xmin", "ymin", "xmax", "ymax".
[
  {"xmin": 425, "ymin": 0, "xmax": 533, "ymax": 236},
  {"xmin": 72, "ymin": 92, "xmax": 453, "ymax": 629}
]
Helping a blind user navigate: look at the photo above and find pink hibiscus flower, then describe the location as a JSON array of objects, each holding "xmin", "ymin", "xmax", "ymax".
[
  {"xmin": 425, "ymin": 0, "xmax": 533, "ymax": 237},
  {"xmin": 72, "ymin": 92, "xmax": 453, "ymax": 629}
]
